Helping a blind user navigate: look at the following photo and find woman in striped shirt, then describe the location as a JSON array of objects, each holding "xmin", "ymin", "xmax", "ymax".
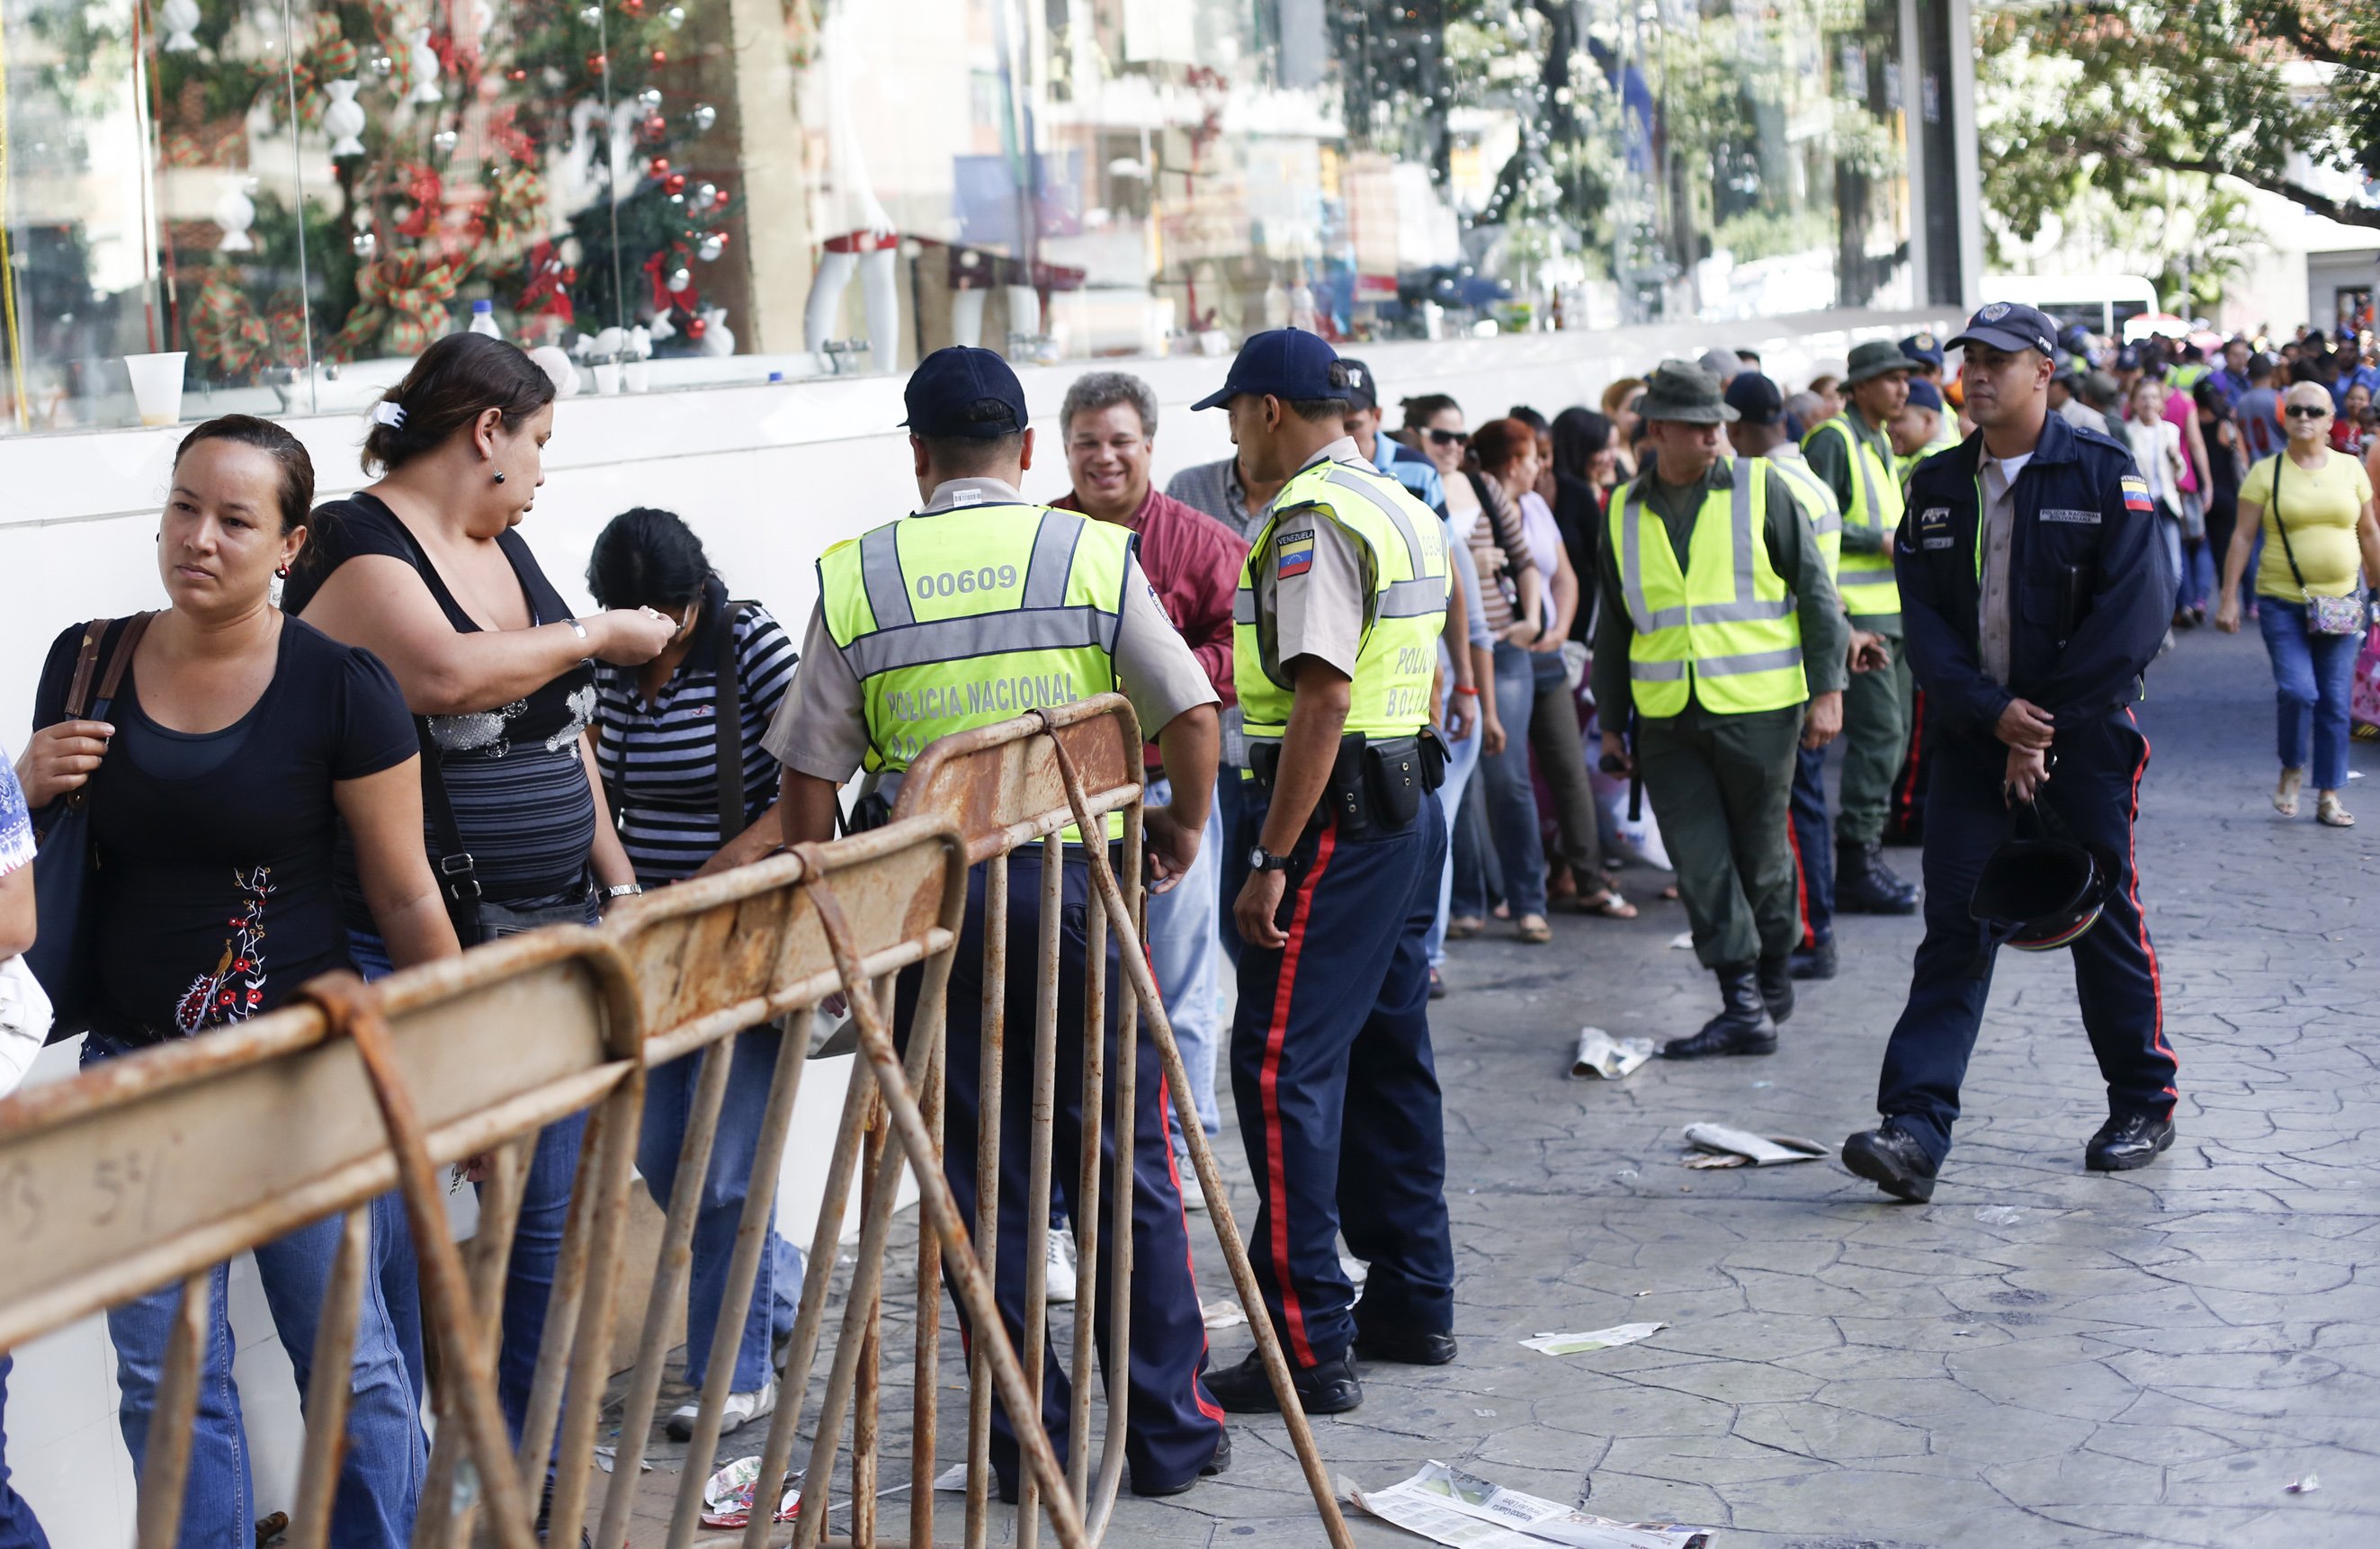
[{"xmin": 586, "ymin": 507, "xmax": 803, "ymax": 1439}]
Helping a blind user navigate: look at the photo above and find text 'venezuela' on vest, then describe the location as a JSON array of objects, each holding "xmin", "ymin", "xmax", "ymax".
[
  {"xmin": 819, "ymin": 501, "xmax": 1133, "ymax": 837},
  {"xmin": 1807, "ymin": 412, "xmax": 1904, "ymax": 617},
  {"xmin": 1608, "ymin": 458, "xmax": 1809, "ymax": 718},
  {"xmin": 1231, "ymin": 458, "xmax": 1452, "ymax": 745}
]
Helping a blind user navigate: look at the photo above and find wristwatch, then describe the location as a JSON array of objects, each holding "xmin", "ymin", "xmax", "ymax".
[{"xmin": 1248, "ymin": 846, "xmax": 1293, "ymax": 873}]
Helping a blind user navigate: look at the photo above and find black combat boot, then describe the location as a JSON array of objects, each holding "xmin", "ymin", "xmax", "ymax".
[
  {"xmin": 1755, "ymin": 956, "xmax": 1794, "ymax": 1024},
  {"xmin": 1835, "ymin": 839, "xmax": 1919, "ymax": 914},
  {"xmin": 1660, "ymin": 965, "xmax": 1778, "ymax": 1059},
  {"xmin": 1787, "ymin": 936, "xmax": 1838, "ymax": 980}
]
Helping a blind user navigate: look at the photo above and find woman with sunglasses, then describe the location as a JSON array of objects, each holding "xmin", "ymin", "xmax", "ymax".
[{"xmin": 2214, "ymin": 381, "xmax": 2380, "ymax": 827}]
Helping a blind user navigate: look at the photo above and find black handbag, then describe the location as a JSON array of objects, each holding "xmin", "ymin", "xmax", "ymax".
[
  {"xmin": 27, "ymin": 613, "xmax": 155, "ymax": 1040},
  {"xmin": 414, "ymin": 719, "xmax": 595, "ymax": 946}
]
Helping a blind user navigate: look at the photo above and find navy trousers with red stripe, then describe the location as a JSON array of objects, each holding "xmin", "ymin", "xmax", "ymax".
[
  {"xmin": 1875, "ymin": 709, "xmax": 2178, "ymax": 1165},
  {"xmin": 1230, "ymin": 792, "xmax": 1454, "ymax": 1368},
  {"xmin": 899, "ymin": 849, "xmax": 1223, "ymax": 1496},
  {"xmin": 1788, "ymin": 742, "xmax": 1834, "ymax": 948}
]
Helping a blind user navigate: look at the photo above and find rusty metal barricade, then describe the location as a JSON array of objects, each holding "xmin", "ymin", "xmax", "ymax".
[{"xmin": 0, "ymin": 694, "xmax": 1355, "ymax": 1549}]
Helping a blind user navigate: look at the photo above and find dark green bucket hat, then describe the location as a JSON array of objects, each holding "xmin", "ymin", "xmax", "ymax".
[
  {"xmin": 1845, "ymin": 338, "xmax": 1915, "ymax": 386},
  {"xmin": 1638, "ymin": 359, "xmax": 1737, "ymax": 425}
]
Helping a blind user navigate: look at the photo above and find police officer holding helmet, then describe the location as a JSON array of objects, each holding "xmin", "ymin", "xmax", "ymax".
[
  {"xmin": 1188, "ymin": 328, "xmax": 1456, "ymax": 1418},
  {"xmin": 765, "ymin": 345, "xmax": 1232, "ymax": 1498},
  {"xmin": 1843, "ymin": 302, "xmax": 2180, "ymax": 1203}
]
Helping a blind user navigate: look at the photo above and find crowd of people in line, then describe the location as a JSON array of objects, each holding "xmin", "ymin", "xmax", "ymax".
[{"xmin": 0, "ymin": 306, "xmax": 2375, "ymax": 1547}]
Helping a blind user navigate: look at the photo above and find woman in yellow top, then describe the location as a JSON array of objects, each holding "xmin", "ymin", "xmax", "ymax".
[{"xmin": 2214, "ymin": 381, "xmax": 2380, "ymax": 827}]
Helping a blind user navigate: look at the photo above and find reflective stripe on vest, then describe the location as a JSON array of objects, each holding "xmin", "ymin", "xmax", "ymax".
[
  {"xmin": 820, "ymin": 507, "xmax": 1131, "ymax": 838},
  {"xmin": 1809, "ymin": 415, "xmax": 1902, "ymax": 617},
  {"xmin": 1609, "ymin": 460, "xmax": 1807, "ymax": 718},
  {"xmin": 1233, "ymin": 457, "xmax": 1450, "ymax": 745},
  {"xmin": 1767, "ymin": 456, "xmax": 1842, "ymax": 583}
]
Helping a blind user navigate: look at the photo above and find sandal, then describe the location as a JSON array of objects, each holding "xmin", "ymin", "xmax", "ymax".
[
  {"xmin": 1446, "ymin": 916, "xmax": 1486, "ymax": 939},
  {"xmin": 1553, "ymin": 889, "xmax": 1639, "ymax": 920},
  {"xmin": 1516, "ymin": 914, "xmax": 1552, "ymax": 944},
  {"xmin": 2274, "ymin": 767, "xmax": 2304, "ymax": 818},
  {"xmin": 2318, "ymin": 791, "xmax": 2355, "ymax": 828}
]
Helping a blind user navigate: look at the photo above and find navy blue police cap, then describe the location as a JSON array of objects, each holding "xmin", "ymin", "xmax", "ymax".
[
  {"xmin": 901, "ymin": 345, "xmax": 1030, "ymax": 437},
  {"xmin": 1905, "ymin": 378, "xmax": 1945, "ymax": 414},
  {"xmin": 1947, "ymin": 301, "xmax": 2059, "ymax": 359},
  {"xmin": 1191, "ymin": 327, "xmax": 1347, "ymax": 411},
  {"xmin": 1722, "ymin": 370, "xmax": 1785, "ymax": 425},
  {"xmin": 1900, "ymin": 331, "xmax": 1946, "ymax": 370}
]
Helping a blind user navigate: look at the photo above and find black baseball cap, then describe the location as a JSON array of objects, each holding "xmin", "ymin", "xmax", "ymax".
[
  {"xmin": 1947, "ymin": 301, "xmax": 2058, "ymax": 359},
  {"xmin": 1336, "ymin": 356, "xmax": 1381, "ymax": 413},
  {"xmin": 1721, "ymin": 370, "xmax": 1785, "ymax": 425},
  {"xmin": 901, "ymin": 345, "xmax": 1029, "ymax": 437},
  {"xmin": 1191, "ymin": 327, "xmax": 1347, "ymax": 411}
]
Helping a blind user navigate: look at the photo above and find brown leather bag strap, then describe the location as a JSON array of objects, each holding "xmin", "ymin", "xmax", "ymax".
[
  {"xmin": 93, "ymin": 613, "xmax": 156, "ymax": 705},
  {"xmin": 61, "ymin": 622, "xmax": 107, "ymax": 719}
]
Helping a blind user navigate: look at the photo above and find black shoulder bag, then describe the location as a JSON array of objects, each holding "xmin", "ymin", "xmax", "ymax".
[
  {"xmin": 28, "ymin": 613, "xmax": 155, "ymax": 1038},
  {"xmin": 712, "ymin": 600, "xmax": 756, "ymax": 841}
]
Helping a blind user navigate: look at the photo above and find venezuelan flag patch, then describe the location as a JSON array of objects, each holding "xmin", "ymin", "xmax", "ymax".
[
  {"xmin": 1275, "ymin": 527, "xmax": 1315, "ymax": 578},
  {"xmin": 2120, "ymin": 474, "xmax": 2154, "ymax": 514}
]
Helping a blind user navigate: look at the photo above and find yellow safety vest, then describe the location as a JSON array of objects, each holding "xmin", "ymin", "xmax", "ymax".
[
  {"xmin": 1234, "ymin": 456, "xmax": 1450, "ymax": 745},
  {"xmin": 1766, "ymin": 454, "xmax": 1841, "ymax": 582},
  {"xmin": 1608, "ymin": 459, "xmax": 1807, "ymax": 719},
  {"xmin": 1804, "ymin": 414, "xmax": 1902, "ymax": 618},
  {"xmin": 820, "ymin": 501, "xmax": 1133, "ymax": 836}
]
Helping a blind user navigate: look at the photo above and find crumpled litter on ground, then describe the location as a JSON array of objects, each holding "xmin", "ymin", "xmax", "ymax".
[
  {"xmin": 1354, "ymin": 1459, "xmax": 1711, "ymax": 1547},
  {"xmin": 699, "ymin": 1455, "xmax": 800, "ymax": 1528},
  {"xmin": 1570, "ymin": 1027, "xmax": 1655, "ymax": 1079},
  {"xmin": 1520, "ymin": 1322, "xmax": 1666, "ymax": 1356},
  {"xmin": 1678, "ymin": 1123, "xmax": 1830, "ymax": 1167},
  {"xmin": 1202, "ymin": 1295, "xmax": 1248, "ymax": 1330},
  {"xmin": 2286, "ymin": 1473, "xmax": 2320, "ymax": 1493}
]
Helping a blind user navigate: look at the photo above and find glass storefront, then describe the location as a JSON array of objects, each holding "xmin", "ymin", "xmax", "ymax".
[{"xmin": 0, "ymin": 0, "xmax": 1917, "ymax": 434}]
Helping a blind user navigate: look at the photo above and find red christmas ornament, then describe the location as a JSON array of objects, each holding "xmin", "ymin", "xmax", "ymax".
[
  {"xmin": 586, "ymin": 51, "xmax": 607, "ymax": 71},
  {"xmin": 663, "ymin": 173, "xmax": 686, "ymax": 195},
  {"xmin": 713, "ymin": 187, "xmax": 730, "ymax": 209},
  {"xmin": 641, "ymin": 112, "xmax": 668, "ymax": 141},
  {"xmin": 623, "ymin": 0, "xmax": 643, "ymax": 11},
  {"xmin": 649, "ymin": 47, "xmax": 668, "ymax": 65},
  {"xmin": 684, "ymin": 314, "xmax": 707, "ymax": 342},
  {"xmin": 649, "ymin": 157, "xmax": 670, "ymax": 176},
  {"xmin": 507, "ymin": 67, "xmax": 527, "ymax": 81}
]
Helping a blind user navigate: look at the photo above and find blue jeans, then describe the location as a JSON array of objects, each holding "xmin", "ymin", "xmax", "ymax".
[
  {"xmin": 86, "ymin": 1034, "xmax": 426, "ymax": 1549},
  {"xmin": 1427, "ymin": 699, "xmax": 1486, "ymax": 969},
  {"xmin": 2180, "ymin": 537, "xmax": 2214, "ymax": 612},
  {"xmin": 349, "ymin": 927, "xmax": 585, "ymax": 1447},
  {"xmin": 1143, "ymin": 777, "xmax": 1224, "ymax": 1151},
  {"xmin": 639, "ymin": 1033, "xmax": 804, "ymax": 1392},
  {"xmin": 2258, "ymin": 598, "xmax": 2360, "ymax": 791},
  {"xmin": 1454, "ymin": 641, "xmax": 1546, "ymax": 919},
  {"xmin": 0, "ymin": 1356, "xmax": 49, "ymax": 1549}
]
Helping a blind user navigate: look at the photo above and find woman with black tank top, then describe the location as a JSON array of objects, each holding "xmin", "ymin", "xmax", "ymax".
[
  {"xmin": 18, "ymin": 416, "xmax": 459, "ymax": 1549},
  {"xmin": 283, "ymin": 336, "xmax": 671, "ymax": 1470}
]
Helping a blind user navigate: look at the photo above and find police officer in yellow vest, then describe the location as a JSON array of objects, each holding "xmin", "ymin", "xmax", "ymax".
[
  {"xmin": 1804, "ymin": 338, "xmax": 1922, "ymax": 914},
  {"xmin": 1594, "ymin": 360, "xmax": 1849, "ymax": 1058},
  {"xmin": 765, "ymin": 346, "xmax": 1233, "ymax": 1499},
  {"xmin": 1184, "ymin": 329, "xmax": 1456, "ymax": 1419}
]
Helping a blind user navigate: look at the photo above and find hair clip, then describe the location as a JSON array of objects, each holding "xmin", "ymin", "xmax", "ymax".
[{"xmin": 370, "ymin": 400, "xmax": 407, "ymax": 428}]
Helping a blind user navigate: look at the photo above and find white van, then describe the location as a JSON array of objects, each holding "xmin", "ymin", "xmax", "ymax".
[{"xmin": 1979, "ymin": 274, "xmax": 2161, "ymax": 340}]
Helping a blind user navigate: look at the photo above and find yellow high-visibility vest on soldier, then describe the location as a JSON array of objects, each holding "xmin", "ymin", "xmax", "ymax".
[
  {"xmin": 764, "ymin": 346, "xmax": 1232, "ymax": 1499},
  {"xmin": 1189, "ymin": 328, "xmax": 1458, "ymax": 1419},
  {"xmin": 1591, "ymin": 360, "xmax": 1848, "ymax": 1061}
]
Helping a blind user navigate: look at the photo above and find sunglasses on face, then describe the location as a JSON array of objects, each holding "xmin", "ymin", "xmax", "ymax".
[
  {"xmin": 2285, "ymin": 405, "xmax": 2331, "ymax": 419},
  {"xmin": 1426, "ymin": 427, "xmax": 1470, "ymax": 446}
]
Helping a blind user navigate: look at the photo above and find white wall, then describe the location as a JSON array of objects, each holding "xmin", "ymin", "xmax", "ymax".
[{"xmin": 0, "ymin": 308, "xmax": 1951, "ymax": 741}]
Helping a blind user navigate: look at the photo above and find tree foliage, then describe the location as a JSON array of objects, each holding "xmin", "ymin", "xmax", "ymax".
[{"xmin": 1980, "ymin": 1, "xmax": 2380, "ymax": 237}]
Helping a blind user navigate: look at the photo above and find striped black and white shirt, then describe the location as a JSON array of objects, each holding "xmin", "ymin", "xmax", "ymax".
[{"xmin": 594, "ymin": 587, "xmax": 799, "ymax": 883}]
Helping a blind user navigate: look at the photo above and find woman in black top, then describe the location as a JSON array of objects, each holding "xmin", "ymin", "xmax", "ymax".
[
  {"xmin": 2195, "ymin": 378, "xmax": 2245, "ymax": 628},
  {"xmin": 586, "ymin": 507, "xmax": 803, "ymax": 1437},
  {"xmin": 284, "ymin": 335, "xmax": 672, "ymax": 1455},
  {"xmin": 1549, "ymin": 407, "xmax": 1616, "ymax": 644},
  {"xmin": 17, "ymin": 416, "xmax": 456, "ymax": 1549}
]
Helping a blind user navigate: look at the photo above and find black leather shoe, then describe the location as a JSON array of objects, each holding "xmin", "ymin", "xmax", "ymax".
[
  {"xmin": 1835, "ymin": 840, "xmax": 1919, "ymax": 914},
  {"xmin": 1660, "ymin": 965, "xmax": 1777, "ymax": 1060},
  {"xmin": 1353, "ymin": 1323, "xmax": 1458, "ymax": 1365},
  {"xmin": 1133, "ymin": 1427, "xmax": 1230, "ymax": 1497},
  {"xmin": 2085, "ymin": 1112, "xmax": 2175, "ymax": 1171},
  {"xmin": 1203, "ymin": 1348, "xmax": 1361, "ymax": 1414},
  {"xmin": 1787, "ymin": 937, "xmax": 1838, "ymax": 980},
  {"xmin": 1755, "ymin": 956, "xmax": 1794, "ymax": 1024},
  {"xmin": 1841, "ymin": 1125, "xmax": 1937, "ymax": 1202}
]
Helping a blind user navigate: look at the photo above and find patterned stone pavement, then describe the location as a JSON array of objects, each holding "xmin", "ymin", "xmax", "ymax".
[{"xmin": 637, "ymin": 623, "xmax": 2380, "ymax": 1547}]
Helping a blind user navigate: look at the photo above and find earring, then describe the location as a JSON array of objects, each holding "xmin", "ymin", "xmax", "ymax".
[
  {"xmin": 275, "ymin": 563, "xmax": 291, "ymax": 578},
  {"xmin": 493, "ymin": 470, "xmax": 507, "ymax": 484}
]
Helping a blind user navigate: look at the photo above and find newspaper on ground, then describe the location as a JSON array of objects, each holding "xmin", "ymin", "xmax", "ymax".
[
  {"xmin": 1519, "ymin": 1322, "xmax": 1665, "ymax": 1356},
  {"xmin": 1354, "ymin": 1460, "xmax": 1710, "ymax": 1549},
  {"xmin": 1570, "ymin": 1027, "xmax": 1654, "ymax": 1080},
  {"xmin": 1680, "ymin": 1123, "xmax": 1830, "ymax": 1168}
]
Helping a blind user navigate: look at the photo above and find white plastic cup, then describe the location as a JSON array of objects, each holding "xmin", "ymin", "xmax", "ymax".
[{"xmin": 124, "ymin": 352, "xmax": 188, "ymax": 427}]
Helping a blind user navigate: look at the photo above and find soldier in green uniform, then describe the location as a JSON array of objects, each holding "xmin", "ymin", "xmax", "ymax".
[{"xmin": 1593, "ymin": 361, "xmax": 1848, "ymax": 1059}]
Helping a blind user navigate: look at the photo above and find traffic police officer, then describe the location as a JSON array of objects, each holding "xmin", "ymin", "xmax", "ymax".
[
  {"xmin": 1593, "ymin": 361, "xmax": 1848, "ymax": 1057},
  {"xmin": 1189, "ymin": 329, "xmax": 1456, "ymax": 1418},
  {"xmin": 1843, "ymin": 302, "xmax": 2179, "ymax": 1202},
  {"xmin": 765, "ymin": 345, "xmax": 1232, "ymax": 1497},
  {"xmin": 1805, "ymin": 338, "xmax": 1922, "ymax": 914}
]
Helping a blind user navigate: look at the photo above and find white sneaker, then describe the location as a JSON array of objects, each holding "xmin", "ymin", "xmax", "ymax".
[
  {"xmin": 1176, "ymin": 1157, "xmax": 1209, "ymax": 1213},
  {"xmin": 1043, "ymin": 1230, "xmax": 1078, "ymax": 1304},
  {"xmin": 666, "ymin": 1376, "xmax": 776, "ymax": 1442}
]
